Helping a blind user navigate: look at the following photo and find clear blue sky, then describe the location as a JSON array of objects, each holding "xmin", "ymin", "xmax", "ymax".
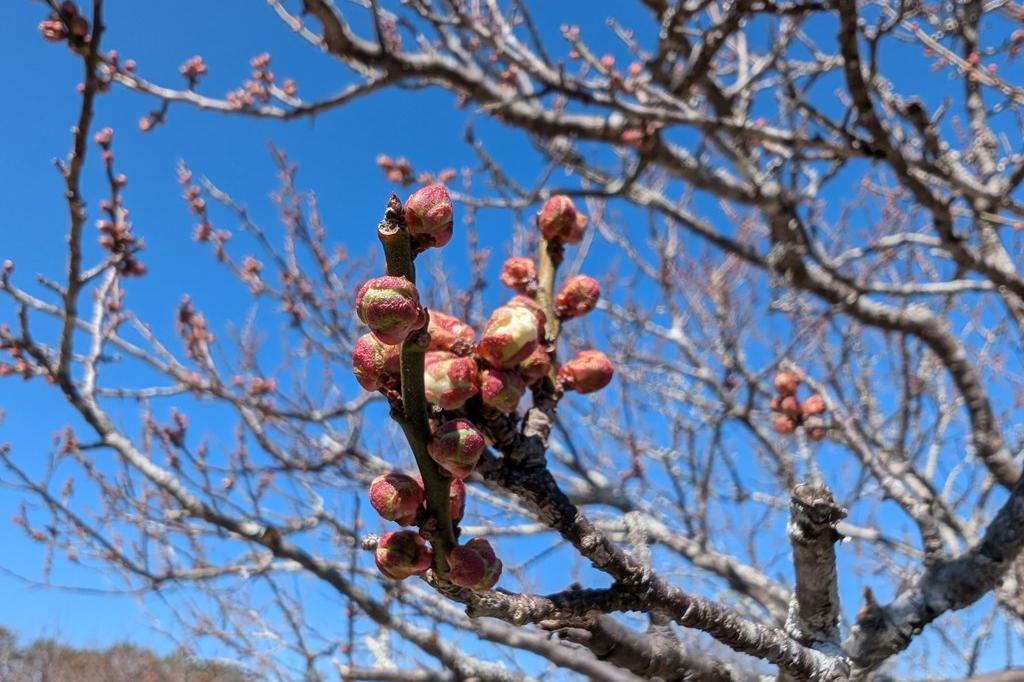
[{"xmin": 0, "ymin": 1, "xmax": 1020, "ymax": 678}]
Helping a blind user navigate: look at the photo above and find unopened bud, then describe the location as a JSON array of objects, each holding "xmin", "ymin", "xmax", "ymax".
[
  {"xmin": 558, "ymin": 350, "xmax": 613, "ymax": 394},
  {"xmin": 449, "ymin": 538, "xmax": 502, "ymax": 591},
  {"xmin": 355, "ymin": 275, "xmax": 425, "ymax": 345},
  {"xmin": 375, "ymin": 530, "xmax": 433, "ymax": 580},
  {"xmin": 427, "ymin": 418, "xmax": 486, "ymax": 479},
  {"xmin": 554, "ymin": 275, "xmax": 600, "ymax": 319},
  {"xmin": 352, "ymin": 333, "xmax": 402, "ymax": 391},
  {"xmin": 404, "ymin": 184, "xmax": 454, "ymax": 249},
  {"xmin": 499, "ymin": 257, "xmax": 538, "ymax": 294},
  {"xmin": 773, "ymin": 371, "xmax": 800, "ymax": 397},
  {"xmin": 480, "ymin": 368, "xmax": 526, "ymax": 413},
  {"xmin": 538, "ymin": 195, "xmax": 584, "ymax": 244},
  {"xmin": 428, "ymin": 311, "xmax": 475, "ymax": 355},
  {"xmin": 801, "ymin": 394, "xmax": 825, "ymax": 416},
  {"xmin": 477, "ymin": 305, "xmax": 540, "ymax": 369},
  {"xmin": 423, "ymin": 351, "xmax": 479, "ymax": 409},
  {"xmin": 369, "ymin": 473, "xmax": 424, "ymax": 526},
  {"xmin": 773, "ymin": 414, "xmax": 797, "ymax": 435}
]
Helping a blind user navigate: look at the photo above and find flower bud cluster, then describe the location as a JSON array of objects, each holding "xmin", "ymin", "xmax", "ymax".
[{"xmin": 769, "ymin": 370, "xmax": 827, "ymax": 441}]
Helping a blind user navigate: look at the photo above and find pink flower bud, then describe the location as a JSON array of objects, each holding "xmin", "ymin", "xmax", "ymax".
[
  {"xmin": 352, "ymin": 334, "xmax": 402, "ymax": 391},
  {"xmin": 538, "ymin": 195, "xmax": 583, "ymax": 243},
  {"xmin": 39, "ymin": 18, "xmax": 68, "ymax": 42},
  {"xmin": 801, "ymin": 394, "xmax": 826, "ymax": 417},
  {"xmin": 773, "ymin": 414, "xmax": 797, "ymax": 434},
  {"xmin": 448, "ymin": 538, "xmax": 502, "ymax": 591},
  {"xmin": 480, "ymin": 368, "xmax": 526, "ymax": 413},
  {"xmin": 499, "ymin": 257, "xmax": 538, "ymax": 294},
  {"xmin": 355, "ymin": 275, "xmax": 425, "ymax": 345},
  {"xmin": 477, "ymin": 305, "xmax": 540, "ymax": 369},
  {"xmin": 424, "ymin": 351, "xmax": 479, "ymax": 409},
  {"xmin": 773, "ymin": 371, "xmax": 800, "ymax": 397},
  {"xmin": 375, "ymin": 530, "xmax": 433, "ymax": 580},
  {"xmin": 369, "ymin": 472, "xmax": 424, "ymax": 526},
  {"xmin": 807, "ymin": 425, "xmax": 828, "ymax": 441},
  {"xmin": 517, "ymin": 344, "xmax": 552, "ymax": 386},
  {"xmin": 554, "ymin": 275, "xmax": 600, "ymax": 319},
  {"xmin": 428, "ymin": 311, "xmax": 475, "ymax": 355},
  {"xmin": 558, "ymin": 350, "xmax": 613, "ymax": 394},
  {"xmin": 405, "ymin": 184, "xmax": 454, "ymax": 249},
  {"xmin": 778, "ymin": 395, "xmax": 800, "ymax": 416},
  {"xmin": 427, "ymin": 418, "xmax": 486, "ymax": 479}
]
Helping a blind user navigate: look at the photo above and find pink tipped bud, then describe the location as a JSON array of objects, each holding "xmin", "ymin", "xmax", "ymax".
[
  {"xmin": 352, "ymin": 333, "xmax": 401, "ymax": 391},
  {"xmin": 517, "ymin": 344, "xmax": 552, "ymax": 386},
  {"xmin": 499, "ymin": 257, "xmax": 538, "ymax": 294},
  {"xmin": 369, "ymin": 472, "xmax": 425, "ymax": 526},
  {"xmin": 807, "ymin": 425, "xmax": 828, "ymax": 441},
  {"xmin": 355, "ymin": 275, "xmax": 425, "ymax": 345},
  {"xmin": 375, "ymin": 531, "xmax": 433, "ymax": 580},
  {"xmin": 773, "ymin": 371, "xmax": 801, "ymax": 397},
  {"xmin": 801, "ymin": 394, "xmax": 826, "ymax": 417},
  {"xmin": 773, "ymin": 414, "xmax": 797, "ymax": 435},
  {"xmin": 404, "ymin": 184, "xmax": 454, "ymax": 249},
  {"xmin": 39, "ymin": 18, "xmax": 68, "ymax": 42},
  {"xmin": 427, "ymin": 418, "xmax": 486, "ymax": 479},
  {"xmin": 477, "ymin": 305, "xmax": 540, "ymax": 369},
  {"xmin": 558, "ymin": 350, "xmax": 613, "ymax": 394},
  {"xmin": 554, "ymin": 275, "xmax": 600, "ymax": 319},
  {"xmin": 428, "ymin": 311, "xmax": 476, "ymax": 355},
  {"xmin": 480, "ymin": 368, "xmax": 526, "ymax": 413},
  {"xmin": 448, "ymin": 538, "xmax": 502, "ymax": 591},
  {"xmin": 538, "ymin": 195, "xmax": 583, "ymax": 243},
  {"xmin": 423, "ymin": 351, "xmax": 479, "ymax": 409}
]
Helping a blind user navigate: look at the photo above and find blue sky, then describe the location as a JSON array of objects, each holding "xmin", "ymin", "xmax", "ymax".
[{"xmin": 1, "ymin": 0, "xmax": 1022, "ymax": 678}]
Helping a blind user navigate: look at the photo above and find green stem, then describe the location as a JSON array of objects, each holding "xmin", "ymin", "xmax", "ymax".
[
  {"xmin": 535, "ymin": 237, "xmax": 564, "ymax": 346},
  {"xmin": 378, "ymin": 195, "xmax": 455, "ymax": 573}
]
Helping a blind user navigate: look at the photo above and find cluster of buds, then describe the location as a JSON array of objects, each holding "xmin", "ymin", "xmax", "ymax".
[
  {"xmin": 179, "ymin": 55, "xmax": 208, "ymax": 89},
  {"xmin": 376, "ymin": 155, "xmax": 414, "ymax": 184},
  {"xmin": 93, "ymin": 129, "xmax": 146, "ymax": 276},
  {"xmin": 39, "ymin": 2, "xmax": 89, "ymax": 50},
  {"xmin": 770, "ymin": 370, "xmax": 827, "ymax": 441}
]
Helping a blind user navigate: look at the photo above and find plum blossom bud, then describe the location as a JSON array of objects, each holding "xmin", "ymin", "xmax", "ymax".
[
  {"xmin": 554, "ymin": 275, "xmax": 600, "ymax": 319},
  {"xmin": 428, "ymin": 311, "xmax": 475, "ymax": 355},
  {"xmin": 807, "ymin": 425, "xmax": 828, "ymax": 441},
  {"xmin": 538, "ymin": 195, "xmax": 583, "ymax": 243},
  {"xmin": 404, "ymin": 184, "xmax": 454, "ymax": 249},
  {"xmin": 369, "ymin": 473, "xmax": 424, "ymax": 526},
  {"xmin": 427, "ymin": 419, "xmax": 486, "ymax": 479},
  {"xmin": 517, "ymin": 344, "xmax": 552, "ymax": 386},
  {"xmin": 352, "ymin": 334, "xmax": 401, "ymax": 391},
  {"xmin": 39, "ymin": 18, "xmax": 68, "ymax": 42},
  {"xmin": 773, "ymin": 415, "xmax": 797, "ymax": 434},
  {"xmin": 448, "ymin": 538, "xmax": 502, "ymax": 591},
  {"xmin": 480, "ymin": 368, "xmax": 526, "ymax": 413},
  {"xmin": 375, "ymin": 530, "xmax": 433, "ymax": 580},
  {"xmin": 424, "ymin": 351, "xmax": 479, "ymax": 409},
  {"xmin": 499, "ymin": 257, "xmax": 538, "ymax": 294},
  {"xmin": 477, "ymin": 305, "xmax": 540, "ymax": 369},
  {"xmin": 355, "ymin": 275, "xmax": 425, "ymax": 345},
  {"xmin": 801, "ymin": 394, "xmax": 826, "ymax": 416},
  {"xmin": 773, "ymin": 371, "xmax": 800, "ymax": 397},
  {"xmin": 558, "ymin": 350, "xmax": 613, "ymax": 394},
  {"xmin": 777, "ymin": 395, "xmax": 800, "ymax": 416}
]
